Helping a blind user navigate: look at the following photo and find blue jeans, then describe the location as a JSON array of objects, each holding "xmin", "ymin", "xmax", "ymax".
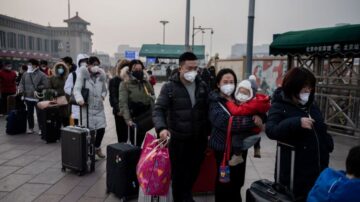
[{"xmin": 232, "ymin": 134, "xmax": 261, "ymax": 155}]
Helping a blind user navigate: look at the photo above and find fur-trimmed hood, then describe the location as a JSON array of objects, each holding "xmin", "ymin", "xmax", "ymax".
[
  {"xmin": 119, "ymin": 66, "xmax": 149, "ymax": 82},
  {"xmin": 52, "ymin": 62, "xmax": 69, "ymax": 78}
]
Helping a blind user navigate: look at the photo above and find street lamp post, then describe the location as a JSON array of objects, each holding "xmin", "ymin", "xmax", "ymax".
[
  {"xmin": 192, "ymin": 22, "xmax": 214, "ymax": 58},
  {"xmin": 160, "ymin": 20, "xmax": 169, "ymax": 45},
  {"xmin": 185, "ymin": 0, "xmax": 191, "ymax": 51},
  {"xmin": 246, "ymin": 0, "xmax": 256, "ymax": 79}
]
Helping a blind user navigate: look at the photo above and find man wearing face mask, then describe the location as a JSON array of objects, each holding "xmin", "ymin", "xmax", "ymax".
[
  {"xmin": 153, "ymin": 52, "xmax": 210, "ymax": 202},
  {"xmin": 19, "ymin": 59, "xmax": 49, "ymax": 134},
  {"xmin": 74, "ymin": 56, "xmax": 107, "ymax": 159},
  {"xmin": 0, "ymin": 62, "xmax": 17, "ymax": 116},
  {"xmin": 40, "ymin": 60, "xmax": 51, "ymax": 77},
  {"xmin": 64, "ymin": 54, "xmax": 89, "ymax": 125}
]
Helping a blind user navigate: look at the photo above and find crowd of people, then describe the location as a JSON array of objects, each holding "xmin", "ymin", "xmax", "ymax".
[{"xmin": 0, "ymin": 51, "xmax": 359, "ymax": 202}]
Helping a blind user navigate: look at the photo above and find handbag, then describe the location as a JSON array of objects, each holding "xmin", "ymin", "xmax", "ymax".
[
  {"xmin": 219, "ymin": 116, "xmax": 233, "ymax": 183},
  {"xmin": 69, "ymin": 79, "xmax": 89, "ymax": 105}
]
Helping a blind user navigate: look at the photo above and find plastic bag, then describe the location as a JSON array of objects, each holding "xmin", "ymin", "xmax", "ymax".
[{"xmin": 137, "ymin": 133, "xmax": 171, "ymax": 196}]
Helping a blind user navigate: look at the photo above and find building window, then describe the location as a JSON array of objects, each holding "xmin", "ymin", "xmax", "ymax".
[
  {"xmin": 0, "ymin": 31, "xmax": 5, "ymax": 48},
  {"xmin": 36, "ymin": 38, "xmax": 42, "ymax": 51},
  {"xmin": 7, "ymin": 32, "xmax": 17, "ymax": 49},
  {"xmin": 18, "ymin": 34, "xmax": 26, "ymax": 50},
  {"xmin": 44, "ymin": 39, "xmax": 49, "ymax": 52},
  {"xmin": 28, "ymin": 36, "xmax": 35, "ymax": 50},
  {"xmin": 51, "ymin": 40, "xmax": 61, "ymax": 53}
]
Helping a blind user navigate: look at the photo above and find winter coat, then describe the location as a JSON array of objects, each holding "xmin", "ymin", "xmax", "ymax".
[
  {"xmin": 64, "ymin": 54, "xmax": 89, "ymax": 120},
  {"xmin": 226, "ymin": 94, "xmax": 270, "ymax": 116},
  {"xmin": 208, "ymin": 90, "xmax": 257, "ymax": 151},
  {"xmin": 19, "ymin": 68, "xmax": 49, "ymax": 101},
  {"xmin": 307, "ymin": 168, "xmax": 360, "ymax": 202},
  {"xmin": 49, "ymin": 62, "xmax": 69, "ymax": 97},
  {"xmin": 0, "ymin": 69, "xmax": 17, "ymax": 94},
  {"xmin": 153, "ymin": 72, "xmax": 210, "ymax": 140},
  {"xmin": 49, "ymin": 62, "xmax": 69, "ymax": 117},
  {"xmin": 73, "ymin": 66, "xmax": 107, "ymax": 130},
  {"xmin": 108, "ymin": 76, "xmax": 122, "ymax": 115},
  {"xmin": 118, "ymin": 67, "xmax": 154, "ymax": 122},
  {"xmin": 265, "ymin": 87, "xmax": 334, "ymax": 200}
]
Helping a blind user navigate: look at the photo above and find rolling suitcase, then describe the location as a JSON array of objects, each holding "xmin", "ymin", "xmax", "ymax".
[
  {"xmin": 106, "ymin": 125, "xmax": 141, "ymax": 201},
  {"xmin": 6, "ymin": 109, "xmax": 27, "ymax": 135},
  {"xmin": 40, "ymin": 106, "xmax": 62, "ymax": 143},
  {"xmin": 6, "ymin": 94, "xmax": 25, "ymax": 114},
  {"xmin": 246, "ymin": 142, "xmax": 295, "ymax": 202},
  {"xmin": 61, "ymin": 106, "xmax": 95, "ymax": 176},
  {"xmin": 138, "ymin": 186, "xmax": 173, "ymax": 202}
]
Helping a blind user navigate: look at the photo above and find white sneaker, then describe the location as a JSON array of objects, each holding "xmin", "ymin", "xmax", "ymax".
[
  {"xmin": 228, "ymin": 154, "xmax": 244, "ymax": 166},
  {"xmin": 26, "ymin": 129, "xmax": 34, "ymax": 134}
]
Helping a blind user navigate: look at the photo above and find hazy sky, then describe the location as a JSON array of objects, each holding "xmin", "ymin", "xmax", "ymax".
[{"xmin": 0, "ymin": 0, "xmax": 359, "ymax": 58}]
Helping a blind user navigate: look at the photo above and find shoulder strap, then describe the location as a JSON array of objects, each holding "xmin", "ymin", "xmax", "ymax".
[
  {"xmin": 218, "ymin": 101, "xmax": 231, "ymax": 116},
  {"xmin": 72, "ymin": 71, "xmax": 77, "ymax": 85},
  {"xmin": 29, "ymin": 73, "xmax": 35, "ymax": 87}
]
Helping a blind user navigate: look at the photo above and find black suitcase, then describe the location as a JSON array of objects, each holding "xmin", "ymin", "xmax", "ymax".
[
  {"xmin": 246, "ymin": 142, "xmax": 295, "ymax": 202},
  {"xmin": 7, "ymin": 94, "xmax": 25, "ymax": 114},
  {"xmin": 40, "ymin": 106, "xmax": 62, "ymax": 143},
  {"xmin": 6, "ymin": 109, "xmax": 27, "ymax": 135},
  {"xmin": 61, "ymin": 106, "xmax": 95, "ymax": 176},
  {"xmin": 106, "ymin": 125, "xmax": 141, "ymax": 200}
]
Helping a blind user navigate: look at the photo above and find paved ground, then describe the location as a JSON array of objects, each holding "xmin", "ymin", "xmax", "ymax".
[{"xmin": 0, "ymin": 82, "xmax": 358, "ymax": 202}]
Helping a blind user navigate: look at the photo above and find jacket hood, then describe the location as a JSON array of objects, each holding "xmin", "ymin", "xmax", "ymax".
[
  {"xmin": 76, "ymin": 53, "xmax": 89, "ymax": 67},
  {"xmin": 78, "ymin": 66, "xmax": 106, "ymax": 82},
  {"xmin": 52, "ymin": 62, "xmax": 69, "ymax": 78},
  {"xmin": 119, "ymin": 66, "xmax": 149, "ymax": 82},
  {"xmin": 235, "ymin": 80, "xmax": 253, "ymax": 100}
]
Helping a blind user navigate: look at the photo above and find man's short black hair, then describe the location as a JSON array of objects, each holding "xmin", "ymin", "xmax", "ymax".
[
  {"xmin": 346, "ymin": 145, "xmax": 360, "ymax": 178},
  {"xmin": 87, "ymin": 56, "xmax": 101, "ymax": 65},
  {"xmin": 179, "ymin": 52, "xmax": 197, "ymax": 66},
  {"xmin": 40, "ymin": 60, "xmax": 48, "ymax": 66},
  {"xmin": 62, "ymin": 56, "xmax": 73, "ymax": 65},
  {"xmin": 28, "ymin": 58, "xmax": 40, "ymax": 66}
]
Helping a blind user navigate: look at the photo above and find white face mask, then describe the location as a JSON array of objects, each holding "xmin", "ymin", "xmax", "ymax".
[
  {"xmin": 236, "ymin": 93, "xmax": 250, "ymax": 102},
  {"xmin": 27, "ymin": 65, "xmax": 33, "ymax": 72},
  {"xmin": 299, "ymin": 93, "xmax": 310, "ymax": 105},
  {"xmin": 183, "ymin": 70, "xmax": 197, "ymax": 83},
  {"xmin": 90, "ymin": 65, "xmax": 100, "ymax": 73},
  {"xmin": 80, "ymin": 62, "xmax": 87, "ymax": 67},
  {"xmin": 220, "ymin": 84, "xmax": 235, "ymax": 96}
]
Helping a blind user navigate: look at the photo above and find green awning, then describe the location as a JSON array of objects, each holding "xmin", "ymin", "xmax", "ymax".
[
  {"xmin": 139, "ymin": 44, "xmax": 205, "ymax": 59},
  {"xmin": 270, "ymin": 24, "xmax": 360, "ymax": 55}
]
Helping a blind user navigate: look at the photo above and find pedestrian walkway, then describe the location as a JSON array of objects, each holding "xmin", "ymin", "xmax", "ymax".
[{"xmin": 0, "ymin": 82, "xmax": 358, "ymax": 202}]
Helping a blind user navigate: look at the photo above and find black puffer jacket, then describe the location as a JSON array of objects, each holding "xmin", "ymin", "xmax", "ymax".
[
  {"xmin": 108, "ymin": 76, "xmax": 121, "ymax": 115},
  {"xmin": 266, "ymin": 87, "xmax": 334, "ymax": 200},
  {"xmin": 153, "ymin": 72, "xmax": 210, "ymax": 139}
]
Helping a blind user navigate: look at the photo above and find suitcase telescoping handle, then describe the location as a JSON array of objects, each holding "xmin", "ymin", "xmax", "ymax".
[
  {"xmin": 276, "ymin": 141, "xmax": 295, "ymax": 192},
  {"xmin": 127, "ymin": 124, "xmax": 137, "ymax": 146},
  {"xmin": 79, "ymin": 104, "xmax": 89, "ymax": 128}
]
